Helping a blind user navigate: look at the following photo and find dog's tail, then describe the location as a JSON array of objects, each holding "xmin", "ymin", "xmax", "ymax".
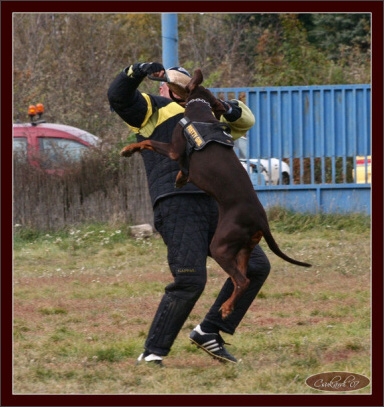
[{"xmin": 262, "ymin": 224, "xmax": 312, "ymax": 268}]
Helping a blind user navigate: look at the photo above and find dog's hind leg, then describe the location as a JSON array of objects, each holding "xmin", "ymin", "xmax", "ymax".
[
  {"xmin": 209, "ymin": 240, "xmax": 250, "ymax": 319},
  {"xmin": 218, "ymin": 232, "xmax": 263, "ymax": 316},
  {"xmin": 210, "ymin": 229, "xmax": 263, "ymax": 319},
  {"xmin": 175, "ymin": 170, "xmax": 189, "ymax": 188},
  {"xmin": 221, "ymin": 247, "xmax": 253, "ymax": 319}
]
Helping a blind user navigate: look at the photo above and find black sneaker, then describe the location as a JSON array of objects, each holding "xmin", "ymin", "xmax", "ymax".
[
  {"xmin": 136, "ymin": 352, "xmax": 164, "ymax": 367},
  {"xmin": 189, "ymin": 325, "xmax": 238, "ymax": 363}
]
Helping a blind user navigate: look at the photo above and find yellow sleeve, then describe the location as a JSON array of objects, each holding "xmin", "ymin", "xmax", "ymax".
[
  {"xmin": 220, "ymin": 100, "xmax": 255, "ymax": 140},
  {"xmin": 130, "ymin": 96, "xmax": 185, "ymax": 138}
]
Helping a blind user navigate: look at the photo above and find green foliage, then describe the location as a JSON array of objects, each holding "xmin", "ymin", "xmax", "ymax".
[
  {"xmin": 11, "ymin": 11, "xmax": 372, "ymax": 249},
  {"xmin": 13, "ymin": 13, "xmax": 163, "ymax": 140},
  {"xmin": 14, "ymin": 212, "xmax": 370, "ymax": 247},
  {"xmin": 13, "ymin": 13, "xmax": 370, "ymax": 145},
  {"xmin": 92, "ymin": 344, "xmax": 137, "ymax": 363},
  {"xmin": 226, "ymin": 13, "xmax": 370, "ymax": 87},
  {"xmin": 38, "ymin": 307, "xmax": 68, "ymax": 316},
  {"xmin": 14, "ymin": 223, "xmax": 131, "ymax": 252},
  {"xmin": 266, "ymin": 206, "xmax": 370, "ymax": 233},
  {"xmin": 13, "ymin": 226, "xmax": 45, "ymax": 242},
  {"xmin": 252, "ymin": 14, "xmax": 357, "ymax": 86},
  {"xmin": 307, "ymin": 14, "xmax": 371, "ymax": 60}
]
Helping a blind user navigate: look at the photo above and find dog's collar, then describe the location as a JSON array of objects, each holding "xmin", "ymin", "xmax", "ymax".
[{"xmin": 185, "ymin": 98, "xmax": 211, "ymax": 109}]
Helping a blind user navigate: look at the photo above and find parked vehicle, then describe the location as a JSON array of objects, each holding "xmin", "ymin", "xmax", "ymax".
[
  {"xmin": 235, "ymin": 136, "xmax": 291, "ymax": 185},
  {"xmin": 240, "ymin": 158, "xmax": 291, "ymax": 185},
  {"xmin": 13, "ymin": 104, "xmax": 100, "ymax": 174}
]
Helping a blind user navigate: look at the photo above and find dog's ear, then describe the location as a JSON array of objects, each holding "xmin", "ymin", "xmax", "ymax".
[
  {"xmin": 186, "ymin": 68, "xmax": 203, "ymax": 94},
  {"xmin": 193, "ymin": 68, "xmax": 203, "ymax": 85}
]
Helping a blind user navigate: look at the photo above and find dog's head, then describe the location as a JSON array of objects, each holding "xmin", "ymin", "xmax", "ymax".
[{"xmin": 185, "ymin": 69, "xmax": 227, "ymax": 120}]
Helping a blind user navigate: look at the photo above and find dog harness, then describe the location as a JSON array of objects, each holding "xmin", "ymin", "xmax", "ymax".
[{"xmin": 179, "ymin": 117, "xmax": 234, "ymax": 157}]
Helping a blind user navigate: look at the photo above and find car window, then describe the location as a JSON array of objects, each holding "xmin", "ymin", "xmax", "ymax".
[
  {"xmin": 13, "ymin": 137, "xmax": 28, "ymax": 153},
  {"xmin": 13, "ymin": 137, "xmax": 28, "ymax": 161},
  {"xmin": 38, "ymin": 137, "xmax": 89, "ymax": 168}
]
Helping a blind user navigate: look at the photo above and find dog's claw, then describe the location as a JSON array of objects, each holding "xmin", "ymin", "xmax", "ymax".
[
  {"xmin": 175, "ymin": 180, "xmax": 187, "ymax": 188},
  {"xmin": 175, "ymin": 171, "xmax": 189, "ymax": 188},
  {"xmin": 120, "ymin": 148, "xmax": 134, "ymax": 157},
  {"xmin": 219, "ymin": 305, "xmax": 233, "ymax": 320}
]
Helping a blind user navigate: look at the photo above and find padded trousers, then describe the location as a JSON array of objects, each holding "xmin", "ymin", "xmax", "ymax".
[{"xmin": 144, "ymin": 194, "xmax": 271, "ymax": 357}]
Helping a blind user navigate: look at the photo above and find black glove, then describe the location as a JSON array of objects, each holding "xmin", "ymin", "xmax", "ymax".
[
  {"xmin": 132, "ymin": 62, "xmax": 165, "ymax": 78},
  {"xmin": 220, "ymin": 100, "xmax": 242, "ymax": 122}
]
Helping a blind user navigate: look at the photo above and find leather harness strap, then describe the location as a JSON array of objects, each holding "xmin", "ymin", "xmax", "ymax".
[{"xmin": 179, "ymin": 116, "xmax": 234, "ymax": 156}]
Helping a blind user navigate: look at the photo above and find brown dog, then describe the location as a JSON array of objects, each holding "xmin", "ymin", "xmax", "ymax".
[{"xmin": 121, "ymin": 68, "xmax": 311, "ymax": 319}]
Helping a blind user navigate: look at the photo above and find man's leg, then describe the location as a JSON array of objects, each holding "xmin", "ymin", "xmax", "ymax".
[
  {"xmin": 138, "ymin": 195, "xmax": 218, "ymax": 362},
  {"xmin": 189, "ymin": 245, "xmax": 271, "ymax": 362}
]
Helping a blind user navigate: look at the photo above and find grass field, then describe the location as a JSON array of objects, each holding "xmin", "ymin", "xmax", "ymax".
[{"xmin": 13, "ymin": 210, "xmax": 372, "ymax": 395}]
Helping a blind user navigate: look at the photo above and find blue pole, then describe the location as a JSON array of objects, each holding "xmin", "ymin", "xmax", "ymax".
[{"xmin": 161, "ymin": 14, "xmax": 178, "ymax": 69}]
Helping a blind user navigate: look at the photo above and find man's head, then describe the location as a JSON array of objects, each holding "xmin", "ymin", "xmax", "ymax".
[
  {"xmin": 168, "ymin": 66, "xmax": 191, "ymax": 78},
  {"xmin": 159, "ymin": 66, "xmax": 191, "ymax": 99}
]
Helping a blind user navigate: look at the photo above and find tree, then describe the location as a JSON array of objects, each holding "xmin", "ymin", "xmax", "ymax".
[
  {"xmin": 13, "ymin": 12, "xmax": 371, "ymax": 145},
  {"xmin": 13, "ymin": 13, "xmax": 162, "ymax": 140},
  {"xmin": 306, "ymin": 14, "xmax": 371, "ymax": 61}
]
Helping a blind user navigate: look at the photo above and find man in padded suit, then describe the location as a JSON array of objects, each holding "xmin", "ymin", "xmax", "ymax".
[{"xmin": 107, "ymin": 62, "xmax": 270, "ymax": 366}]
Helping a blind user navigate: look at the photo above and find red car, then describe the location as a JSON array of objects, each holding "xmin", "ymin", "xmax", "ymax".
[{"xmin": 13, "ymin": 104, "xmax": 100, "ymax": 174}]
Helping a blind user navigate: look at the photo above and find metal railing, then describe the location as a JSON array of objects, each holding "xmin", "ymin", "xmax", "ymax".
[{"xmin": 211, "ymin": 84, "xmax": 371, "ymax": 214}]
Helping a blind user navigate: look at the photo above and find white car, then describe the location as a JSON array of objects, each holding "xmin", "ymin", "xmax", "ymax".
[
  {"xmin": 236, "ymin": 137, "xmax": 291, "ymax": 185},
  {"xmin": 240, "ymin": 159, "xmax": 291, "ymax": 185}
]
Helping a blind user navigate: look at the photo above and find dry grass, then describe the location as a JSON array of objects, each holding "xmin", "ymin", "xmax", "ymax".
[{"xmin": 12, "ymin": 215, "xmax": 372, "ymax": 395}]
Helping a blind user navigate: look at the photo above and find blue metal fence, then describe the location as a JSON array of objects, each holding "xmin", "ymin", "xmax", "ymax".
[{"xmin": 211, "ymin": 84, "xmax": 371, "ymax": 215}]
